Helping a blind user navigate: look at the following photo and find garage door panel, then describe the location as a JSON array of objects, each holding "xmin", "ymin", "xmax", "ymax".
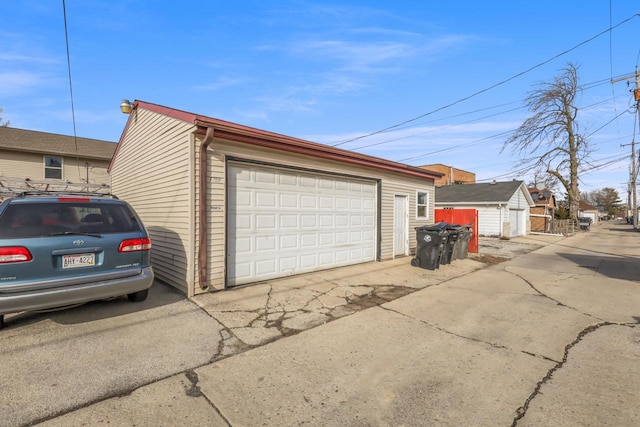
[
  {"xmin": 256, "ymin": 214, "xmax": 276, "ymax": 229},
  {"xmin": 301, "ymin": 234, "xmax": 317, "ymax": 247},
  {"xmin": 279, "ymin": 172, "xmax": 297, "ymax": 186},
  {"xmin": 280, "ymin": 215, "xmax": 298, "ymax": 228},
  {"xmin": 301, "ymin": 215, "xmax": 317, "ymax": 228},
  {"xmin": 319, "ymin": 233, "xmax": 334, "ymax": 245},
  {"xmin": 336, "ymin": 198, "xmax": 349, "ymax": 209},
  {"xmin": 364, "ymin": 215, "xmax": 374, "ymax": 226},
  {"xmin": 227, "ymin": 163, "xmax": 377, "ymax": 286},
  {"xmin": 319, "ymin": 197, "xmax": 334, "ymax": 208},
  {"xmin": 301, "ymin": 195, "xmax": 317, "ymax": 208},
  {"xmin": 300, "ymin": 254, "xmax": 317, "ymax": 268},
  {"xmin": 256, "ymin": 170, "xmax": 277, "ymax": 184},
  {"xmin": 256, "ymin": 258, "xmax": 277, "ymax": 274},
  {"xmin": 319, "ymin": 252, "xmax": 334, "ymax": 265},
  {"xmin": 280, "ymin": 235, "xmax": 298, "ymax": 249},
  {"xmin": 335, "ymin": 232, "xmax": 348, "ymax": 244},
  {"xmin": 234, "ymin": 236, "xmax": 252, "ymax": 253},
  {"xmin": 256, "ymin": 236, "xmax": 276, "ymax": 251},
  {"xmin": 335, "ymin": 250, "xmax": 349, "ymax": 262},
  {"xmin": 336, "ymin": 215, "xmax": 349, "ymax": 226},
  {"xmin": 256, "ymin": 192, "xmax": 276, "ymax": 207},
  {"xmin": 233, "ymin": 190, "xmax": 252, "ymax": 207},
  {"xmin": 301, "ymin": 176, "xmax": 316, "ymax": 187},
  {"xmin": 233, "ymin": 262, "xmax": 252, "ymax": 280},
  {"xmin": 319, "ymin": 215, "xmax": 334, "ymax": 226},
  {"xmin": 279, "ymin": 193, "xmax": 297, "ymax": 208}
]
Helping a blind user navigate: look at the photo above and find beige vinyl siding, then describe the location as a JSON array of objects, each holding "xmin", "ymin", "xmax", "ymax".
[
  {"xmin": 0, "ymin": 150, "xmax": 48, "ymax": 178},
  {"xmin": 62, "ymin": 157, "xmax": 111, "ymax": 185},
  {"xmin": 111, "ymin": 109, "xmax": 196, "ymax": 295},
  {"xmin": 0, "ymin": 149, "xmax": 110, "ymax": 185},
  {"xmin": 380, "ymin": 177, "xmax": 435, "ymax": 257}
]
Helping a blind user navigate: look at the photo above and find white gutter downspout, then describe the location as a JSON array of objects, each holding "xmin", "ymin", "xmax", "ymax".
[
  {"xmin": 197, "ymin": 127, "xmax": 215, "ymax": 291},
  {"xmin": 498, "ymin": 203, "xmax": 504, "ymax": 237}
]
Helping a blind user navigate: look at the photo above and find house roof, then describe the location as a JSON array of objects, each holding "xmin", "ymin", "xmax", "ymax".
[
  {"xmin": 114, "ymin": 100, "xmax": 443, "ymax": 181},
  {"xmin": 436, "ymin": 181, "xmax": 533, "ymax": 204},
  {"xmin": 0, "ymin": 127, "xmax": 116, "ymax": 160},
  {"xmin": 579, "ymin": 200, "xmax": 598, "ymax": 211},
  {"xmin": 528, "ymin": 187, "xmax": 556, "ymax": 207}
]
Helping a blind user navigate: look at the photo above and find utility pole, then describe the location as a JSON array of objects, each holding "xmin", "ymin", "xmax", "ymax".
[{"xmin": 611, "ymin": 67, "xmax": 640, "ymax": 228}]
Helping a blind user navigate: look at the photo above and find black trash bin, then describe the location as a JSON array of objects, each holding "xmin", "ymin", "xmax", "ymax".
[
  {"xmin": 454, "ymin": 225, "xmax": 473, "ymax": 260},
  {"xmin": 411, "ymin": 222, "xmax": 449, "ymax": 270},
  {"xmin": 441, "ymin": 224, "xmax": 463, "ymax": 264}
]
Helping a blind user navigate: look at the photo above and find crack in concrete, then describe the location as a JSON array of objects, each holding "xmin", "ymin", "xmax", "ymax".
[
  {"xmin": 520, "ymin": 350, "xmax": 560, "ymax": 364},
  {"xmin": 184, "ymin": 370, "xmax": 232, "ymax": 426},
  {"xmin": 379, "ymin": 305, "xmax": 511, "ymax": 351},
  {"xmin": 511, "ymin": 322, "xmax": 612, "ymax": 426},
  {"xmin": 503, "ymin": 268, "xmax": 605, "ymax": 321},
  {"xmin": 184, "ymin": 370, "xmax": 202, "ymax": 397}
]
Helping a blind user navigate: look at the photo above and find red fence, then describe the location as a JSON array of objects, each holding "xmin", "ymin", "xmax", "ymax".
[{"xmin": 435, "ymin": 209, "xmax": 479, "ymax": 253}]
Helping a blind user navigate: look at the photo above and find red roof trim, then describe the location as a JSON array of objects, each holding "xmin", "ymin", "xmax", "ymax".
[{"xmin": 114, "ymin": 100, "xmax": 442, "ymax": 180}]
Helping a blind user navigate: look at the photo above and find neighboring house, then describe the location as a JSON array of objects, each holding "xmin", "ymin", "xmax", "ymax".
[
  {"xmin": 420, "ymin": 164, "xmax": 476, "ymax": 186},
  {"xmin": 109, "ymin": 100, "xmax": 443, "ymax": 297},
  {"xmin": 528, "ymin": 186, "xmax": 557, "ymax": 233},
  {"xmin": 435, "ymin": 181, "xmax": 535, "ymax": 238},
  {"xmin": 0, "ymin": 127, "xmax": 116, "ymax": 198},
  {"xmin": 578, "ymin": 200, "xmax": 599, "ymax": 225}
]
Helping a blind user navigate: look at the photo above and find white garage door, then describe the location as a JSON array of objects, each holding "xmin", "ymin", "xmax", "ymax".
[{"xmin": 227, "ymin": 162, "xmax": 377, "ymax": 286}]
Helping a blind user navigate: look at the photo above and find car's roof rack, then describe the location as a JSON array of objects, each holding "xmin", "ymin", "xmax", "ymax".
[{"xmin": 14, "ymin": 190, "xmax": 119, "ymax": 199}]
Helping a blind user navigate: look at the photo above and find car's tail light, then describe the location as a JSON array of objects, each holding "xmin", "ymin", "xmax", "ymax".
[
  {"xmin": 119, "ymin": 238, "xmax": 152, "ymax": 252},
  {"xmin": 0, "ymin": 246, "xmax": 33, "ymax": 263}
]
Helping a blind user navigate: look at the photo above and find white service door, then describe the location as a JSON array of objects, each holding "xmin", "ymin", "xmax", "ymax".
[
  {"xmin": 509, "ymin": 209, "xmax": 525, "ymax": 237},
  {"xmin": 227, "ymin": 162, "xmax": 377, "ymax": 286},
  {"xmin": 393, "ymin": 195, "xmax": 408, "ymax": 257}
]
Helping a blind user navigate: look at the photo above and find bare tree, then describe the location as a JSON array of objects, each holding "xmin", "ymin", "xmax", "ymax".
[
  {"xmin": 0, "ymin": 107, "xmax": 9, "ymax": 127},
  {"xmin": 503, "ymin": 63, "xmax": 589, "ymax": 219}
]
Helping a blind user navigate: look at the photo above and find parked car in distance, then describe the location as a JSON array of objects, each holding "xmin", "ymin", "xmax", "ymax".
[{"xmin": 0, "ymin": 191, "xmax": 154, "ymax": 329}]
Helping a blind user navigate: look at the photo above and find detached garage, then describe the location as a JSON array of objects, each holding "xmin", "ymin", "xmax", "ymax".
[
  {"xmin": 435, "ymin": 181, "xmax": 534, "ymax": 238},
  {"xmin": 110, "ymin": 101, "xmax": 442, "ymax": 297}
]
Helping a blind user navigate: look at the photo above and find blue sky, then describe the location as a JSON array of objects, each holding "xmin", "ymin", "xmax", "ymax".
[{"xmin": 2, "ymin": 1, "xmax": 639, "ymax": 200}]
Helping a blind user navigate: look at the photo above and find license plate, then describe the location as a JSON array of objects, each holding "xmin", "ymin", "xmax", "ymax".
[{"xmin": 62, "ymin": 253, "xmax": 95, "ymax": 269}]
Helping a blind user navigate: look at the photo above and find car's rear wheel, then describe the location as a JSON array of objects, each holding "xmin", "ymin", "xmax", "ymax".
[
  {"xmin": 127, "ymin": 289, "xmax": 149, "ymax": 302},
  {"xmin": 0, "ymin": 315, "xmax": 4, "ymax": 330}
]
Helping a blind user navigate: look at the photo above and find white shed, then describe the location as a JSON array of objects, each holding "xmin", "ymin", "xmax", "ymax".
[
  {"xmin": 435, "ymin": 181, "xmax": 534, "ymax": 238},
  {"xmin": 109, "ymin": 101, "xmax": 443, "ymax": 297}
]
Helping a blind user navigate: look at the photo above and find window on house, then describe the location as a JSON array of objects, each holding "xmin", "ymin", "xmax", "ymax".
[
  {"xmin": 416, "ymin": 191, "xmax": 429, "ymax": 220},
  {"xmin": 44, "ymin": 156, "xmax": 63, "ymax": 179}
]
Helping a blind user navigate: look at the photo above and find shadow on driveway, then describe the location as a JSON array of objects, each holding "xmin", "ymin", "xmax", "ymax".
[
  {"xmin": 3, "ymin": 281, "xmax": 185, "ymax": 329},
  {"xmin": 556, "ymin": 252, "xmax": 640, "ymax": 281}
]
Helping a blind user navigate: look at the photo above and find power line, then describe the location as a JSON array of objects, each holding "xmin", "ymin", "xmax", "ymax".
[
  {"xmin": 331, "ymin": 13, "xmax": 640, "ymax": 148},
  {"xmin": 353, "ymin": 105, "xmax": 522, "ymax": 153},
  {"xmin": 62, "ymin": 0, "xmax": 80, "ymax": 176}
]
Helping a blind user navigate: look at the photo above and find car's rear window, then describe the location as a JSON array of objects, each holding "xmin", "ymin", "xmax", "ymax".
[{"xmin": 0, "ymin": 201, "xmax": 143, "ymax": 238}]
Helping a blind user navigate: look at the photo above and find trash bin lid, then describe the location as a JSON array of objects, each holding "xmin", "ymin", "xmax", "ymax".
[{"xmin": 415, "ymin": 221, "xmax": 449, "ymax": 231}]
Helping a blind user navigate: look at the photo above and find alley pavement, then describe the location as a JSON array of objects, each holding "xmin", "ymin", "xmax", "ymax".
[{"xmin": 2, "ymin": 221, "xmax": 639, "ymax": 426}]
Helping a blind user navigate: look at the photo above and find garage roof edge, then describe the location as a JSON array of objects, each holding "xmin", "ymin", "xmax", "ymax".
[{"xmin": 127, "ymin": 100, "xmax": 443, "ymax": 181}]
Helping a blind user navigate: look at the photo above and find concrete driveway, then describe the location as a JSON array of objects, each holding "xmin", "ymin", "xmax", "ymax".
[{"xmin": 2, "ymin": 222, "xmax": 639, "ymax": 426}]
